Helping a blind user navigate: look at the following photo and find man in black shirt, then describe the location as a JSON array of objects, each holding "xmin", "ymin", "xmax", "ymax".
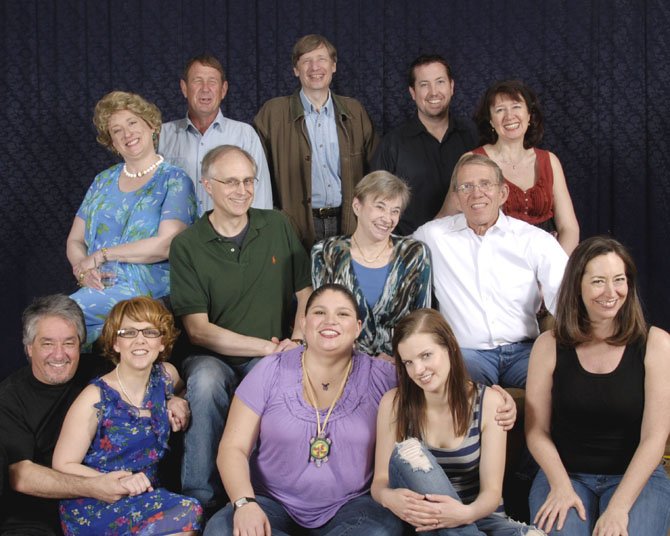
[
  {"xmin": 0, "ymin": 295, "xmax": 188, "ymax": 535},
  {"xmin": 372, "ymin": 54, "xmax": 478, "ymax": 235}
]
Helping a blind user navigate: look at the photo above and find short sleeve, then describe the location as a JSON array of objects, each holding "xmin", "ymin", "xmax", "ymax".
[
  {"xmin": 235, "ymin": 354, "xmax": 282, "ymax": 416},
  {"xmin": 169, "ymin": 228, "xmax": 209, "ymax": 316},
  {"xmin": 281, "ymin": 215, "xmax": 311, "ymax": 292},
  {"xmin": 0, "ymin": 394, "xmax": 34, "ymax": 464},
  {"xmin": 159, "ymin": 166, "xmax": 197, "ymax": 225},
  {"xmin": 366, "ymin": 356, "xmax": 397, "ymax": 405}
]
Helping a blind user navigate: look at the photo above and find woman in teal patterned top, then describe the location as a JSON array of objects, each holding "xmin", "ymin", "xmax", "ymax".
[
  {"xmin": 311, "ymin": 171, "xmax": 431, "ymax": 359},
  {"xmin": 67, "ymin": 91, "xmax": 196, "ymax": 345}
]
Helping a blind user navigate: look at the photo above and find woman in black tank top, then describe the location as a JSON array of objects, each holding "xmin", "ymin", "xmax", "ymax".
[{"xmin": 525, "ymin": 236, "xmax": 670, "ymax": 535}]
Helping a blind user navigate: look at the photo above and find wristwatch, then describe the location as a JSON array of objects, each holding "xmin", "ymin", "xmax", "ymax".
[{"xmin": 233, "ymin": 497, "xmax": 257, "ymax": 511}]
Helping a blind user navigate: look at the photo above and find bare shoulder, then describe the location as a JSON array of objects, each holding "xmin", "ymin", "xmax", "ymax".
[
  {"xmin": 532, "ymin": 330, "xmax": 557, "ymax": 356},
  {"xmin": 644, "ymin": 326, "xmax": 670, "ymax": 368},
  {"xmin": 379, "ymin": 387, "xmax": 398, "ymax": 411},
  {"xmin": 161, "ymin": 362, "xmax": 179, "ymax": 383}
]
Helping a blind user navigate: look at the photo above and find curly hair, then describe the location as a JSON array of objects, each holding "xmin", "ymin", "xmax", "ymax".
[
  {"xmin": 473, "ymin": 80, "xmax": 544, "ymax": 149},
  {"xmin": 93, "ymin": 91, "xmax": 162, "ymax": 152},
  {"xmin": 100, "ymin": 297, "xmax": 178, "ymax": 365}
]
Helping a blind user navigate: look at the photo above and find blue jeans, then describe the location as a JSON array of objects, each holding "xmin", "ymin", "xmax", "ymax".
[
  {"xmin": 460, "ymin": 342, "xmax": 533, "ymax": 388},
  {"xmin": 204, "ymin": 493, "xmax": 403, "ymax": 535},
  {"xmin": 181, "ymin": 354, "xmax": 260, "ymax": 510},
  {"xmin": 389, "ymin": 439, "xmax": 538, "ymax": 536},
  {"xmin": 529, "ymin": 466, "xmax": 670, "ymax": 535}
]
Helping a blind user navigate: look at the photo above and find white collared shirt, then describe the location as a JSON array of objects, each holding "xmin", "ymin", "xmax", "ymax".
[
  {"xmin": 159, "ymin": 109, "xmax": 273, "ymax": 214},
  {"xmin": 414, "ymin": 212, "xmax": 568, "ymax": 349}
]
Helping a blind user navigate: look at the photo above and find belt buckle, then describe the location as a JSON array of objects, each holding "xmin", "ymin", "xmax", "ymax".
[{"xmin": 318, "ymin": 207, "xmax": 329, "ymax": 217}]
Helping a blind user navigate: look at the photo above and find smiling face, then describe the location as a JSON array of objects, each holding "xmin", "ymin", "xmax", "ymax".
[
  {"xmin": 108, "ymin": 109, "xmax": 156, "ymax": 162},
  {"xmin": 455, "ymin": 163, "xmax": 508, "ymax": 234},
  {"xmin": 580, "ymin": 252, "xmax": 628, "ymax": 324},
  {"xmin": 113, "ymin": 316, "xmax": 165, "ymax": 371},
  {"xmin": 409, "ymin": 62, "xmax": 454, "ymax": 122},
  {"xmin": 203, "ymin": 149, "xmax": 255, "ymax": 220},
  {"xmin": 180, "ymin": 61, "xmax": 228, "ymax": 122},
  {"xmin": 301, "ymin": 289, "xmax": 362, "ymax": 356},
  {"xmin": 489, "ymin": 93, "xmax": 531, "ymax": 142},
  {"xmin": 293, "ymin": 44, "xmax": 336, "ymax": 93},
  {"xmin": 352, "ymin": 195, "xmax": 402, "ymax": 242},
  {"xmin": 26, "ymin": 316, "xmax": 81, "ymax": 385},
  {"xmin": 397, "ymin": 332, "xmax": 450, "ymax": 393}
]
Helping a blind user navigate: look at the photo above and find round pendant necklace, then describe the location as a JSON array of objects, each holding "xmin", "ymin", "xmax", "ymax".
[
  {"xmin": 123, "ymin": 154, "xmax": 164, "ymax": 179},
  {"xmin": 115, "ymin": 365, "xmax": 148, "ymax": 409},
  {"xmin": 301, "ymin": 351, "xmax": 353, "ymax": 467},
  {"xmin": 351, "ymin": 233, "xmax": 391, "ymax": 264}
]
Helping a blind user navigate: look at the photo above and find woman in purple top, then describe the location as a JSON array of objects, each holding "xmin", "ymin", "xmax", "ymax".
[{"xmin": 203, "ymin": 284, "xmax": 404, "ymax": 535}]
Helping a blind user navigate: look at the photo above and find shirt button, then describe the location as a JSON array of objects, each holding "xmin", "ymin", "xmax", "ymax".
[{"xmin": 230, "ymin": 248, "xmax": 235, "ymax": 252}]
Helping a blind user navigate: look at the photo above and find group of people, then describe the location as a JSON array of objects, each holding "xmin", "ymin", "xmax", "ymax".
[{"xmin": 1, "ymin": 31, "xmax": 668, "ymax": 536}]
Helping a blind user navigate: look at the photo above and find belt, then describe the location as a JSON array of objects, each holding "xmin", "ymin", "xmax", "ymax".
[{"xmin": 312, "ymin": 206, "xmax": 341, "ymax": 219}]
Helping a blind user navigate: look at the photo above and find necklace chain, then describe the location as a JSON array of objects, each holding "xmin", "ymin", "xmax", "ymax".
[
  {"xmin": 351, "ymin": 233, "xmax": 391, "ymax": 264},
  {"xmin": 496, "ymin": 149, "xmax": 529, "ymax": 170},
  {"xmin": 301, "ymin": 352, "xmax": 352, "ymax": 437},
  {"xmin": 115, "ymin": 365, "xmax": 147, "ymax": 409},
  {"xmin": 123, "ymin": 154, "xmax": 164, "ymax": 179}
]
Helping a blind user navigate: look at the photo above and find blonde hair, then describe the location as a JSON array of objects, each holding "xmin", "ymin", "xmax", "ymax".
[{"xmin": 93, "ymin": 91, "xmax": 162, "ymax": 152}]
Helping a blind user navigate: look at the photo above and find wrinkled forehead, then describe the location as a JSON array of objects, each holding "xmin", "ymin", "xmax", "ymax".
[{"xmin": 455, "ymin": 163, "xmax": 498, "ymax": 184}]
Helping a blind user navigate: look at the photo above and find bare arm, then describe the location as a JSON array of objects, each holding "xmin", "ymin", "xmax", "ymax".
[
  {"xmin": 182, "ymin": 313, "xmax": 295, "ymax": 358},
  {"xmin": 548, "ymin": 152, "xmax": 579, "ymax": 255},
  {"xmin": 67, "ymin": 216, "xmax": 187, "ymax": 289},
  {"xmin": 52, "ymin": 385, "xmax": 102, "ymax": 478},
  {"xmin": 163, "ymin": 362, "xmax": 190, "ymax": 432},
  {"xmin": 525, "ymin": 331, "xmax": 585, "ymax": 532},
  {"xmin": 592, "ymin": 327, "xmax": 670, "ymax": 534},
  {"xmin": 371, "ymin": 390, "xmax": 439, "ymax": 528},
  {"xmin": 217, "ymin": 396, "xmax": 271, "ymax": 536},
  {"xmin": 9, "ymin": 460, "xmax": 131, "ymax": 503}
]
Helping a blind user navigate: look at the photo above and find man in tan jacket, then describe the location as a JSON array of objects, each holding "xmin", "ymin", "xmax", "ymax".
[{"xmin": 254, "ymin": 34, "xmax": 378, "ymax": 250}]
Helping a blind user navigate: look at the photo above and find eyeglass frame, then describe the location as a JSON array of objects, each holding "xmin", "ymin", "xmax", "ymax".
[
  {"xmin": 454, "ymin": 180, "xmax": 501, "ymax": 195},
  {"xmin": 116, "ymin": 327, "xmax": 163, "ymax": 339},
  {"xmin": 207, "ymin": 176, "xmax": 258, "ymax": 189}
]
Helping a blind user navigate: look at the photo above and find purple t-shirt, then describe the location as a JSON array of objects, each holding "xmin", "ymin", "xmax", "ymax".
[{"xmin": 235, "ymin": 346, "xmax": 396, "ymax": 527}]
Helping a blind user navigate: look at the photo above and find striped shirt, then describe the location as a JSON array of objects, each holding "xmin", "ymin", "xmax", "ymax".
[{"xmin": 427, "ymin": 384, "xmax": 504, "ymax": 512}]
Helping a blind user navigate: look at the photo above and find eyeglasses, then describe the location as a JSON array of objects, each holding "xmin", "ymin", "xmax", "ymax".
[
  {"xmin": 455, "ymin": 180, "xmax": 499, "ymax": 195},
  {"xmin": 117, "ymin": 328, "xmax": 162, "ymax": 338},
  {"xmin": 208, "ymin": 177, "xmax": 258, "ymax": 189}
]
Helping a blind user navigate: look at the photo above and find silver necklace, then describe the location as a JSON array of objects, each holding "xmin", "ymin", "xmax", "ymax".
[
  {"xmin": 115, "ymin": 365, "xmax": 147, "ymax": 408},
  {"xmin": 123, "ymin": 154, "xmax": 164, "ymax": 179}
]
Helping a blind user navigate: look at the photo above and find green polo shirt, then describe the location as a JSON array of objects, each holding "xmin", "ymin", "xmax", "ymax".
[{"xmin": 169, "ymin": 208, "xmax": 311, "ymax": 361}]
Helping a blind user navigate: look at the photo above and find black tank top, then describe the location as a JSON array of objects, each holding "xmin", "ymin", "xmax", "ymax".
[{"xmin": 550, "ymin": 339, "xmax": 645, "ymax": 474}]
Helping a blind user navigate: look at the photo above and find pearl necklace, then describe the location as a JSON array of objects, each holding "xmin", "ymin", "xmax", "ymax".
[
  {"xmin": 351, "ymin": 233, "xmax": 392, "ymax": 264},
  {"xmin": 115, "ymin": 365, "xmax": 148, "ymax": 409},
  {"xmin": 123, "ymin": 154, "xmax": 164, "ymax": 179}
]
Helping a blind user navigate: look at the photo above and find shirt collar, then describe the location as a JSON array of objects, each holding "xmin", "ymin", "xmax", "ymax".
[
  {"xmin": 299, "ymin": 88, "xmax": 333, "ymax": 116},
  {"xmin": 199, "ymin": 208, "xmax": 267, "ymax": 243},
  {"xmin": 444, "ymin": 210, "xmax": 509, "ymax": 235},
  {"xmin": 184, "ymin": 109, "xmax": 225, "ymax": 133}
]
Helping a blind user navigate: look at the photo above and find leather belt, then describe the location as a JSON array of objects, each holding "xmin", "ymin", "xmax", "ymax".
[{"xmin": 312, "ymin": 206, "xmax": 341, "ymax": 219}]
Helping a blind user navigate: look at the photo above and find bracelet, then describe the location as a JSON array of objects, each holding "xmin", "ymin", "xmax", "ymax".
[{"xmin": 101, "ymin": 247, "xmax": 109, "ymax": 263}]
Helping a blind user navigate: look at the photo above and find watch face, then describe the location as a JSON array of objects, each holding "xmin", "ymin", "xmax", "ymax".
[{"xmin": 234, "ymin": 498, "xmax": 248, "ymax": 509}]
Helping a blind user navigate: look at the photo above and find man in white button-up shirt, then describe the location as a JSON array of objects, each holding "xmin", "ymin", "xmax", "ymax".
[
  {"xmin": 159, "ymin": 54, "xmax": 273, "ymax": 215},
  {"xmin": 414, "ymin": 153, "xmax": 568, "ymax": 387}
]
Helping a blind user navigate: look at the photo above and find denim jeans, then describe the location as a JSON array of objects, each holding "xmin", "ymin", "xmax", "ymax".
[
  {"xmin": 204, "ymin": 493, "xmax": 404, "ymax": 535},
  {"xmin": 528, "ymin": 465, "xmax": 670, "ymax": 535},
  {"xmin": 181, "ymin": 354, "xmax": 260, "ymax": 510},
  {"xmin": 389, "ymin": 439, "xmax": 539, "ymax": 536},
  {"xmin": 460, "ymin": 341, "xmax": 533, "ymax": 388}
]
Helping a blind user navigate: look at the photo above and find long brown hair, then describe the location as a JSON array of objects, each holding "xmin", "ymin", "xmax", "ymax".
[
  {"xmin": 391, "ymin": 309, "xmax": 473, "ymax": 441},
  {"xmin": 554, "ymin": 236, "xmax": 647, "ymax": 347}
]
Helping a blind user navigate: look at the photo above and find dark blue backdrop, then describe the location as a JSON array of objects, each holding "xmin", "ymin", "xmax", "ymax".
[{"xmin": 2, "ymin": 0, "xmax": 669, "ymax": 379}]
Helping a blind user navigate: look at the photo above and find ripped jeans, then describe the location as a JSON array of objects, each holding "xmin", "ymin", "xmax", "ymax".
[{"xmin": 389, "ymin": 438, "xmax": 543, "ymax": 536}]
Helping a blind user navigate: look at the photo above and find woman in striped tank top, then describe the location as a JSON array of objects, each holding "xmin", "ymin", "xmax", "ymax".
[{"xmin": 372, "ymin": 309, "xmax": 543, "ymax": 535}]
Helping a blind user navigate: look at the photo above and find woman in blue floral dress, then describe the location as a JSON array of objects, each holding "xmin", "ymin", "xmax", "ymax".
[
  {"xmin": 53, "ymin": 296, "xmax": 202, "ymax": 535},
  {"xmin": 67, "ymin": 91, "xmax": 196, "ymax": 345}
]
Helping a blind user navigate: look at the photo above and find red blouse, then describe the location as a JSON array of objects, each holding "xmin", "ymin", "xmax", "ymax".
[{"xmin": 473, "ymin": 146, "xmax": 554, "ymax": 225}]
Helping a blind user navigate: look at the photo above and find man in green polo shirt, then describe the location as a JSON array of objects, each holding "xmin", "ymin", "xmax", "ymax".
[{"xmin": 169, "ymin": 144, "xmax": 312, "ymax": 515}]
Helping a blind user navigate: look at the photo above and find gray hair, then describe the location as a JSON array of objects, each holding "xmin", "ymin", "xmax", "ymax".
[
  {"xmin": 451, "ymin": 153, "xmax": 504, "ymax": 191},
  {"xmin": 201, "ymin": 145, "xmax": 258, "ymax": 180},
  {"xmin": 353, "ymin": 170, "xmax": 411, "ymax": 211},
  {"xmin": 22, "ymin": 294, "xmax": 86, "ymax": 348}
]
